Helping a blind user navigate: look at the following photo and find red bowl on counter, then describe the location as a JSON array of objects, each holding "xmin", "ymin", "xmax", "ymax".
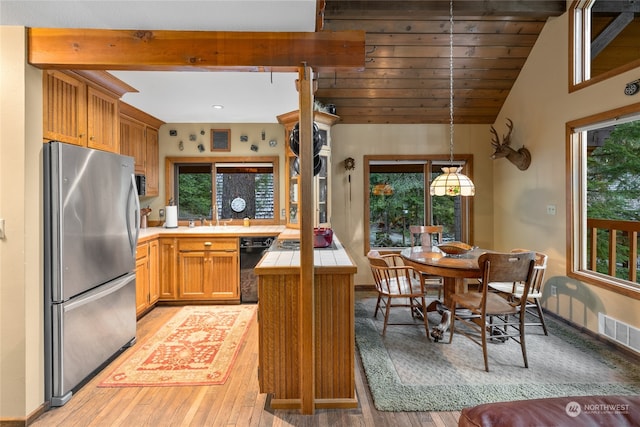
[{"xmin": 313, "ymin": 228, "xmax": 333, "ymax": 248}]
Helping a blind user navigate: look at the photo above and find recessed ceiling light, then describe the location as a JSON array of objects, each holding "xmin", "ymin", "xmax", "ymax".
[{"xmin": 212, "ymin": 104, "xmax": 224, "ymax": 110}]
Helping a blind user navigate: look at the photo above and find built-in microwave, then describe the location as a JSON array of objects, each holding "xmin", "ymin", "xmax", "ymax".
[{"xmin": 134, "ymin": 174, "xmax": 146, "ymax": 196}]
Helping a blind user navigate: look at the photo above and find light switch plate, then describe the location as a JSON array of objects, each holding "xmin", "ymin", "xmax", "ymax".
[{"xmin": 0, "ymin": 218, "xmax": 5, "ymax": 239}]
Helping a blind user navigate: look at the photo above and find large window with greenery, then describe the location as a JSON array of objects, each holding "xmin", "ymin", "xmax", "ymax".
[
  {"xmin": 166, "ymin": 156, "xmax": 279, "ymax": 225},
  {"xmin": 568, "ymin": 104, "xmax": 640, "ymax": 297},
  {"xmin": 571, "ymin": 0, "xmax": 640, "ymax": 89},
  {"xmin": 364, "ymin": 155, "xmax": 472, "ymax": 251}
]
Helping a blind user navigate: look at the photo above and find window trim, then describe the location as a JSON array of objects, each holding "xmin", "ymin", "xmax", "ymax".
[
  {"xmin": 566, "ymin": 102, "xmax": 640, "ymax": 300},
  {"xmin": 569, "ymin": 0, "xmax": 640, "ymax": 93},
  {"xmin": 363, "ymin": 154, "xmax": 474, "ymax": 255},
  {"xmin": 165, "ymin": 155, "xmax": 280, "ymax": 226}
]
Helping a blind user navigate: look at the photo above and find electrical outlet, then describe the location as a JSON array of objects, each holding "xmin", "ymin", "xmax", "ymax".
[
  {"xmin": 0, "ymin": 218, "xmax": 5, "ymax": 239},
  {"xmin": 546, "ymin": 205, "xmax": 556, "ymax": 215},
  {"xmin": 159, "ymin": 208, "xmax": 165, "ymax": 218},
  {"xmin": 551, "ymin": 285, "xmax": 557, "ymax": 296}
]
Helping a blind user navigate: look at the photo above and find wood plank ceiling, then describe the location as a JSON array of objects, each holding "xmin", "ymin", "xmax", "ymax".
[{"xmin": 315, "ymin": 1, "xmax": 566, "ymax": 124}]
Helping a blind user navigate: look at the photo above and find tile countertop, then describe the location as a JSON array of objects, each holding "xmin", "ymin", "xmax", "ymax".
[
  {"xmin": 137, "ymin": 225, "xmax": 287, "ymax": 241},
  {"xmin": 256, "ymin": 234, "xmax": 357, "ymax": 272},
  {"xmin": 136, "ymin": 226, "xmax": 356, "ymax": 271}
]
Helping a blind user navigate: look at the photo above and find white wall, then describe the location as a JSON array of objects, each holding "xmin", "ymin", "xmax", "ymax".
[
  {"xmin": 494, "ymin": 13, "xmax": 640, "ymax": 333},
  {"xmin": 0, "ymin": 26, "xmax": 43, "ymax": 419}
]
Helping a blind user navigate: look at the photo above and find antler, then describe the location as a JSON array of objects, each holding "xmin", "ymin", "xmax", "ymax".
[
  {"xmin": 490, "ymin": 125, "xmax": 500, "ymax": 148},
  {"xmin": 502, "ymin": 118, "xmax": 513, "ymax": 147},
  {"xmin": 490, "ymin": 118, "xmax": 514, "ymax": 149}
]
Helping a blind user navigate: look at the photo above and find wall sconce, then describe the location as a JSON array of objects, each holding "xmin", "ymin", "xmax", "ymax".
[
  {"xmin": 344, "ymin": 157, "xmax": 355, "ymax": 171},
  {"xmin": 344, "ymin": 157, "xmax": 355, "ymax": 201}
]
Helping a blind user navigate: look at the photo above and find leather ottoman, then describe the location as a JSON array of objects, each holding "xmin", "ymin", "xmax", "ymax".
[{"xmin": 458, "ymin": 395, "xmax": 640, "ymax": 427}]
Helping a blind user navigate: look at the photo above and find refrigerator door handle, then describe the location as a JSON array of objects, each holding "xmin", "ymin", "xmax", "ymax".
[
  {"xmin": 126, "ymin": 173, "xmax": 141, "ymax": 255},
  {"xmin": 63, "ymin": 273, "xmax": 135, "ymax": 311}
]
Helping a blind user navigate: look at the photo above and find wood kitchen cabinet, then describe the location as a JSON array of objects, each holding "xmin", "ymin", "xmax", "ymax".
[
  {"xmin": 158, "ymin": 237, "xmax": 178, "ymax": 300},
  {"xmin": 119, "ymin": 102, "xmax": 163, "ymax": 196},
  {"xmin": 145, "ymin": 127, "xmax": 159, "ymax": 196},
  {"xmin": 256, "ymin": 264, "xmax": 357, "ymax": 409},
  {"xmin": 43, "ymin": 70, "xmax": 86, "ymax": 146},
  {"xmin": 177, "ymin": 238, "xmax": 239, "ymax": 302},
  {"xmin": 43, "ymin": 70, "xmax": 134, "ymax": 153},
  {"xmin": 135, "ymin": 240, "xmax": 159, "ymax": 317},
  {"xmin": 86, "ymin": 86, "xmax": 119, "ymax": 153},
  {"xmin": 277, "ymin": 110, "xmax": 339, "ymax": 228},
  {"xmin": 120, "ymin": 116, "xmax": 146, "ymax": 174}
]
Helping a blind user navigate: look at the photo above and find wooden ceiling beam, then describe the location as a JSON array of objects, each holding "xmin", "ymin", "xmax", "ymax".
[
  {"xmin": 336, "ymin": 113, "xmax": 499, "ymax": 125},
  {"xmin": 325, "ymin": 1, "xmax": 565, "ymax": 18},
  {"xmin": 27, "ymin": 28, "xmax": 365, "ymax": 72},
  {"xmin": 325, "ymin": 18, "xmax": 547, "ymax": 34}
]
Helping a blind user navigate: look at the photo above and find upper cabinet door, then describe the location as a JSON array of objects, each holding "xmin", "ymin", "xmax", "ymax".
[
  {"xmin": 145, "ymin": 127, "xmax": 159, "ymax": 197},
  {"xmin": 119, "ymin": 117, "xmax": 146, "ymax": 174},
  {"xmin": 87, "ymin": 86, "xmax": 119, "ymax": 153},
  {"xmin": 43, "ymin": 70, "xmax": 87, "ymax": 146}
]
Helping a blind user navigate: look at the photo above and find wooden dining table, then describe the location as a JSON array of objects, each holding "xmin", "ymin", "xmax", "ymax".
[{"xmin": 400, "ymin": 245, "xmax": 487, "ymax": 341}]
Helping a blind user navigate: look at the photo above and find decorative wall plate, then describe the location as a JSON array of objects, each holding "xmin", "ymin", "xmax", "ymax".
[{"xmin": 231, "ymin": 197, "xmax": 246, "ymax": 212}]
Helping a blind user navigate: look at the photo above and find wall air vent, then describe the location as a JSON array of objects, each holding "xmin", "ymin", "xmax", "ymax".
[{"xmin": 598, "ymin": 313, "xmax": 640, "ymax": 354}]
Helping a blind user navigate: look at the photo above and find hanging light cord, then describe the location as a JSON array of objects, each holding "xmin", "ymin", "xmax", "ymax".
[{"xmin": 449, "ymin": 0, "xmax": 454, "ymax": 164}]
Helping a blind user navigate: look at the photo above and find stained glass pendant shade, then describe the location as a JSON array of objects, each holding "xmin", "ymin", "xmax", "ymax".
[{"xmin": 429, "ymin": 0, "xmax": 475, "ymax": 197}]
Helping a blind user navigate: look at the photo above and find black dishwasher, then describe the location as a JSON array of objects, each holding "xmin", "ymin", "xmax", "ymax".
[{"xmin": 239, "ymin": 236, "xmax": 276, "ymax": 303}]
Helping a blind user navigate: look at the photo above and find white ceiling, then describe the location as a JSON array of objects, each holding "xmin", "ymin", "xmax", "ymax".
[{"xmin": 0, "ymin": 0, "xmax": 318, "ymax": 123}]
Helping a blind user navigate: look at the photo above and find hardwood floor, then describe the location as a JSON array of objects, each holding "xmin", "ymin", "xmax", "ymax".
[{"xmin": 31, "ymin": 302, "xmax": 461, "ymax": 427}]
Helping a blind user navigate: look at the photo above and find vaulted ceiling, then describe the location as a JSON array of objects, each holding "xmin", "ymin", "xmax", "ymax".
[{"xmin": 315, "ymin": 1, "xmax": 567, "ymax": 124}]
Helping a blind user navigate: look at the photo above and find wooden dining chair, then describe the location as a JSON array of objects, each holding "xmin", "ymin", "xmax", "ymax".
[
  {"xmin": 487, "ymin": 249, "xmax": 549, "ymax": 335},
  {"xmin": 409, "ymin": 225, "xmax": 444, "ymax": 299},
  {"xmin": 367, "ymin": 250, "xmax": 430, "ymax": 337},
  {"xmin": 448, "ymin": 251, "xmax": 536, "ymax": 372}
]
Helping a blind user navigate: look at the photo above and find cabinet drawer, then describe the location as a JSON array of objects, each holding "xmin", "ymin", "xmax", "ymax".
[
  {"xmin": 178, "ymin": 238, "xmax": 238, "ymax": 252},
  {"xmin": 136, "ymin": 242, "xmax": 148, "ymax": 259}
]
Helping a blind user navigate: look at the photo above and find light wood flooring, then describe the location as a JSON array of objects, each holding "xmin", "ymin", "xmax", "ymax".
[{"xmin": 31, "ymin": 300, "xmax": 461, "ymax": 427}]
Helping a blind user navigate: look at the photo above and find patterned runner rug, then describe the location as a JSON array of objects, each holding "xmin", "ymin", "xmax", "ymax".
[
  {"xmin": 355, "ymin": 297, "xmax": 640, "ymax": 411},
  {"xmin": 99, "ymin": 305, "xmax": 256, "ymax": 387}
]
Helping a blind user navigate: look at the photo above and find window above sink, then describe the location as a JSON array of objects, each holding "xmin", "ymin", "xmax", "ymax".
[{"xmin": 166, "ymin": 156, "xmax": 280, "ymax": 226}]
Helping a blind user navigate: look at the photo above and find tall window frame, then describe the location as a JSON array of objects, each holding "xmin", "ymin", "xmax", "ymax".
[
  {"xmin": 364, "ymin": 154, "xmax": 473, "ymax": 253},
  {"xmin": 570, "ymin": 0, "xmax": 640, "ymax": 91},
  {"xmin": 567, "ymin": 102, "xmax": 640, "ymax": 299},
  {"xmin": 165, "ymin": 156, "xmax": 280, "ymax": 226}
]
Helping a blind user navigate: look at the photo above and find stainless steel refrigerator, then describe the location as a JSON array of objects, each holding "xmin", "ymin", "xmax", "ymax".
[{"xmin": 44, "ymin": 141, "xmax": 140, "ymax": 406}]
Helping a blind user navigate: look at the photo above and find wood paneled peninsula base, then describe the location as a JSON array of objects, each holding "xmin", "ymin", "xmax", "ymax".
[{"xmin": 255, "ymin": 236, "xmax": 357, "ymax": 410}]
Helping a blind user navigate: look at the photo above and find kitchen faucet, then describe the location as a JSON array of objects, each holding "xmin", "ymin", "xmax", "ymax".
[{"xmin": 213, "ymin": 205, "xmax": 220, "ymax": 226}]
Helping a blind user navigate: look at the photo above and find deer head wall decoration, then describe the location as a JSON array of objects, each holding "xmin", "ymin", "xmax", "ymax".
[{"xmin": 489, "ymin": 118, "xmax": 531, "ymax": 171}]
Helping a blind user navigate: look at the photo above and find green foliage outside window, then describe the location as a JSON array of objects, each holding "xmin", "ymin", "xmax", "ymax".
[
  {"xmin": 369, "ymin": 171, "xmax": 458, "ymax": 247},
  {"xmin": 587, "ymin": 121, "xmax": 640, "ymax": 283},
  {"xmin": 178, "ymin": 172, "xmax": 212, "ymax": 219}
]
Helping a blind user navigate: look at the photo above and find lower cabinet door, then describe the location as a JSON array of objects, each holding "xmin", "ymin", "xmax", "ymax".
[{"xmin": 178, "ymin": 250, "xmax": 239, "ymax": 301}]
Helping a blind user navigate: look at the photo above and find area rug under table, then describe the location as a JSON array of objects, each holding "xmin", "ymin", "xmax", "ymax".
[
  {"xmin": 99, "ymin": 305, "xmax": 256, "ymax": 387},
  {"xmin": 355, "ymin": 299, "xmax": 640, "ymax": 412}
]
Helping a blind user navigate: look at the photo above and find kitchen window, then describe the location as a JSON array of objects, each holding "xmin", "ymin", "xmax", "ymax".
[
  {"xmin": 567, "ymin": 104, "xmax": 640, "ymax": 297},
  {"xmin": 364, "ymin": 155, "xmax": 473, "ymax": 252},
  {"xmin": 167, "ymin": 156, "xmax": 279, "ymax": 225}
]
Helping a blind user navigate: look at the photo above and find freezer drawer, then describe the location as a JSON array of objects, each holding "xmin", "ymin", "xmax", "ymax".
[{"xmin": 50, "ymin": 273, "xmax": 136, "ymax": 406}]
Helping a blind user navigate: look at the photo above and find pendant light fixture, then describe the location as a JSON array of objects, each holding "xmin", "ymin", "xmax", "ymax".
[{"xmin": 430, "ymin": 0, "xmax": 475, "ymax": 197}]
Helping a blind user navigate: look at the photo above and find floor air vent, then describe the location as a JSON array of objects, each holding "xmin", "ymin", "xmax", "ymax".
[{"xmin": 598, "ymin": 313, "xmax": 640, "ymax": 354}]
